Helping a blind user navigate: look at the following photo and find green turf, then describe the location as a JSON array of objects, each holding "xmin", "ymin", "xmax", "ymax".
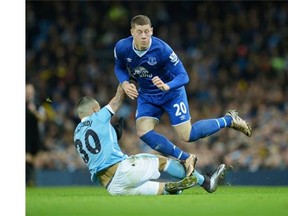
[{"xmin": 26, "ymin": 186, "xmax": 288, "ymax": 216}]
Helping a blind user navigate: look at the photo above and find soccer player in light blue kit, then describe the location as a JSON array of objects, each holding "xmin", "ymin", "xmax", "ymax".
[
  {"xmin": 114, "ymin": 15, "xmax": 251, "ymax": 189},
  {"xmin": 74, "ymin": 85, "xmax": 199, "ymax": 195}
]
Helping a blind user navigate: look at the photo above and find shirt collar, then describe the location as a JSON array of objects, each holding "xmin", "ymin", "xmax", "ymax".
[
  {"xmin": 81, "ymin": 116, "xmax": 89, "ymax": 122},
  {"xmin": 132, "ymin": 38, "xmax": 152, "ymax": 57}
]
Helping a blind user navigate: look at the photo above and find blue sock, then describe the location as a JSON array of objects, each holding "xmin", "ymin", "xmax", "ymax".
[
  {"xmin": 192, "ymin": 170, "xmax": 205, "ymax": 185},
  {"xmin": 140, "ymin": 130, "xmax": 190, "ymax": 160},
  {"xmin": 163, "ymin": 159, "xmax": 186, "ymax": 179},
  {"xmin": 189, "ymin": 116, "xmax": 232, "ymax": 142}
]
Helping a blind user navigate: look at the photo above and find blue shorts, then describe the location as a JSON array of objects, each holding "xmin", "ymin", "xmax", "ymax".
[{"xmin": 135, "ymin": 87, "xmax": 191, "ymax": 126}]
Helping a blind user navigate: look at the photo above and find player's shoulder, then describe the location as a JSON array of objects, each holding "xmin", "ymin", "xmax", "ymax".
[
  {"xmin": 115, "ymin": 36, "xmax": 133, "ymax": 49},
  {"xmin": 152, "ymin": 36, "xmax": 172, "ymax": 51},
  {"xmin": 152, "ymin": 36, "xmax": 166, "ymax": 44}
]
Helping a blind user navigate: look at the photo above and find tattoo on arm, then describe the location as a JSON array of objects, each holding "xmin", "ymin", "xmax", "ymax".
[{"xmin": 109, "ymin": 87, "xmax": 125, "ymax": 113}]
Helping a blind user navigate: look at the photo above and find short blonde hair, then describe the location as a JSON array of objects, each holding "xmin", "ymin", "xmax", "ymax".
[
  {"xmin": 131, "ymin": 15, "xmax": 151, "ymax": 29},
  {"xmin": 76, "ymin": 96, "xmax": 99, "ymax": 119}
]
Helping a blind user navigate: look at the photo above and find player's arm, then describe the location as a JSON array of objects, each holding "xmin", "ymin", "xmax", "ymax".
[
  {"xmin": 152, "ymin": 42, "xmax": 189, "ymax": 91},
  {"xmin": 105, "ymin": 85, "xmax": 126, "ymax": 140},
  {"xmin": 164, "ymin": 62, "xmax": 189, "ymax": 90},
  {"xmin": 152, "ymin": 52, "xmax": 189, "ymax": 91},
  {"xmin": 108, "ymin": 84, "xmax": 125, "ymax": 113},
  {"xmin": 114, "ymin": 45, "xmax": 139, "ymax": 100}
]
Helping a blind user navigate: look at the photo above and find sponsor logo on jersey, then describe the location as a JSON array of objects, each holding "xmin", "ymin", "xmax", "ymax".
[
  {"xmin": 169, "ymin": 52, "xmax": 179, "ymax": 65},
  {"xmin": 147, "ymin": 57, "xmax": 157, "ymax": 66},
  {"xmin": 132, "ymin": 66, "xmax": 152, "ymax": 78}
]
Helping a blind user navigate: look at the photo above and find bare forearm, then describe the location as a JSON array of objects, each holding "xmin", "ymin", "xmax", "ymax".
[{"xmin": 108, "ymin": 85, "xmax": 125, "ymax": 113}]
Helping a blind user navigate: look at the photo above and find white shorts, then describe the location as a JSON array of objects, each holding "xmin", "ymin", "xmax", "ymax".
[{"xmin": 107, "ymin": 153, "xmax": 161, "ymax": 195}]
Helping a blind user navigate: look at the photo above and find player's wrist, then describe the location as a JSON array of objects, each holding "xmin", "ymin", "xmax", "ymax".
[{"xmin": 121, "ymin": 81, "xmax": 129, "ymax": 90}]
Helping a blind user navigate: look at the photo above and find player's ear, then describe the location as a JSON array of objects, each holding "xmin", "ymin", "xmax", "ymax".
[
  {"xmin": 92, "ymin": 102, "xmax": 100, "ymax": 113},
  {"xmin": 130, "ymin": 28, "xmax": 133, "ymax": 35},
  {"xmin": 151, "ymin": 27, "xmax": 153, "ymax": 35}
]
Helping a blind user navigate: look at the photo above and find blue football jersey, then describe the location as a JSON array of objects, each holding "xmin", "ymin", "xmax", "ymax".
[
  {"xmin": 73, "ymin": 105, "xmax": 128, "ymax": 182},
  {"xmin": 114, "ymin": 36, "xmax": 189, "ymax": 94}
]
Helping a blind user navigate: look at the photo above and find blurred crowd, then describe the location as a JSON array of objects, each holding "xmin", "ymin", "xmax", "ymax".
[{"xmin": 26, "ymin": 1, "xmax": 288, "ymax": 178}]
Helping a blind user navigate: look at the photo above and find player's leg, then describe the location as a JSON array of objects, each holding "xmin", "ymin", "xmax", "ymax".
[
  {"xmin": 106, "ymin": 153, "xmax": 190, "ymax": 195},
  {"xmin": 174, "ymin": 112, "xmax": 251, "ymax": 142},
  {"xmin": 200, "ymin": 164, "xmax": 226, "ymax": 193},
  {"xmin": 170, "ymin": 88, "xmax": 251, "ymax": 143},
  {"xmin": 159, "ymin": 156, "xmax": 226, "ymax": 193},
  {"xmin": 169, "ymin": 88, "xmax": 231, "ymax": 142},
  {"xmin": 158, "ymin": 155, "xmax": 186, "ymax": 177},
  {"xmin": 158, "ymin": 155, "xmax": 189, "ymax": 194},
  {"xmin": 159, "ymin": 155, "xmax": 226, "ymax": 194},
  {"xmin": 106, "ymin": 154, "xmax": 162, "ymax": 195},
  {"xmin": 136, "ymin": 93, "xmax": 196, "ymax": 176},
  {"xmin": 136, "ymin": 96, "xmax": 192, "ymax": 161},
  {"xmin": 173, "ymin": 115, "xmax": 231, "ymax": 142},
  {"xmin": 126, "ymin": 155, "xmax": 197, "ymax": 195},
  {"xmin": 137, "ymin": 117, "xmax": 195, "ymax": 163},
  {"xmin": 158, "ymin": 156, "xmax": 201, "ymax": 187}
]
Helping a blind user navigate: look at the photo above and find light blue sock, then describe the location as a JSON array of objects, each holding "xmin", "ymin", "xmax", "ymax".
[
  {"xmin": 163, "ymin": 159, "xmax": 186, "ymax": 179},
  {"xmin": 189, "ymin": 116, "xmax": 232, "ymax": 142},
  {"xmin": 192, "ymin": 170, "xmax": 205, "ymax": 185},
  {"xmin": 164, "ymin": 160, "xmax": 205, "ymax": 185},
  {"xmin": 140, "ymin": 130, "xmax": 190, "ymax": 160}
]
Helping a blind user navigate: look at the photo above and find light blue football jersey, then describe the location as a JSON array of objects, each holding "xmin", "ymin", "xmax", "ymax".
[{"xmin": 73, "ymin": 105, "xmax": 128, "ymax": 182}]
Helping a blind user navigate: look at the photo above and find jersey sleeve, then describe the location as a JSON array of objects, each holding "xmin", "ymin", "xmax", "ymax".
[
  {"xmin": 162, "ymin": 44, "xmax": 189, "ymax": 90},
  {"xmin": 114, "ymin": 40, "xmax": 130, "ymax": 84},
  {"xmin": 92, "ymin": 105, "xmax": 113, "ymax": 123}
]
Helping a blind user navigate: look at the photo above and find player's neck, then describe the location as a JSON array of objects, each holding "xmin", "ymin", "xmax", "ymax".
[
  {"xmin": 134, "ymin": 45, "xmax": 147, "ymax": 51},
  {"xmin": 133, "ymin": 38, "xmax": 151, "ymax": 51}
]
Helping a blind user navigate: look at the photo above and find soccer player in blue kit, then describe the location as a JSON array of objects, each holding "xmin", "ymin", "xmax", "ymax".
[{"xmin": 114, "ymin": 15, "xmax": 252, "ymax": 177}]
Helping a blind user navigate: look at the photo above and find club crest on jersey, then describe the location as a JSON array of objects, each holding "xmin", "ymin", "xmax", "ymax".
[
  {"xmin": 147, "ymin": 57, "xmax": 157, "ymax": 66},
  {"xmin": 133, "ymin": 66, "xmax": 152, "ymax": 78}
]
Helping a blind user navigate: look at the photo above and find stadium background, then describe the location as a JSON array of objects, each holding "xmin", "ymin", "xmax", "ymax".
[{"xmin": 26, "ymin": 1, "xmax": 288, "ymax": 186}]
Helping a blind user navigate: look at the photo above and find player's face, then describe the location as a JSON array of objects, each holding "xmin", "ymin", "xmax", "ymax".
[{"xmin": 131, "ymin": 24, "xmax": 153, "ymax": 50}]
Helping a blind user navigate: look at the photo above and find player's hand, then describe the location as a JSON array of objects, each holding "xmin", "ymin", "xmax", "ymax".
[
  {"xmin": 152, "ymin": 76, "xmax": 170, "ymax": 91},
  {"xmin": 121, "ymin": 81, "xmax": 139, "ymax": 100}
]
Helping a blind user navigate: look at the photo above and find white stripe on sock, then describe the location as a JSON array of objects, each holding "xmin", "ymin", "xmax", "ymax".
[
  {"xmin": 222, "ymin": 117, "xmax": 227, "ymax": 127},
  {"xmin": 163, "ymin": 158, "xmax": 171, "ymax": 171},
  {"xmin": 178, "ymin": 151, "xmax": 183, "ymax": 159},
  {"xmin": 215, "ymin": 119, "xmax": 220, "ymax": 128}
]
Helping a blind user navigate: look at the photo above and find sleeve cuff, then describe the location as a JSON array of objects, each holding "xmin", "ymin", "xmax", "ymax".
[{"xmin": 105, "ymin": 104, "xmax": 115, "ymax": 115}]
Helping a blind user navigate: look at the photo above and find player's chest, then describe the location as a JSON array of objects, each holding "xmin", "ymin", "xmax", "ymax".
[{"xmin": 125, "ymin": 52, "xmax": 164, "ymax": 72}]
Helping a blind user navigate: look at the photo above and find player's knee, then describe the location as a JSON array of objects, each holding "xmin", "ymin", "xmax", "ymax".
[
  {"xmin": 136, "ymin": 118, "xmax": 157, "ymax": 137},
  {"xmin": 158, "ymin": 156, "xmax": 168, "ymax": 171},
  {"xmin": 136, "ymin": 123, "xmax": 152, "ymax": 137},
  {"xmin": 174, "ymin": 122, "xmax": 191, "ymax": 142},
  {"xmin": 136, "ymin": 128, "xmax": 148, "ymax": 137},
  {"xmin": 177, "ymin": 132, "xmax": 190, "ymax": 142}
]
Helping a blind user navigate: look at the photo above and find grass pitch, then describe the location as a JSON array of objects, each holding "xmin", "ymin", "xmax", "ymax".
[{"xmin": 26, "ymin": 186, "xmax": 287, "ymax": 216}]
